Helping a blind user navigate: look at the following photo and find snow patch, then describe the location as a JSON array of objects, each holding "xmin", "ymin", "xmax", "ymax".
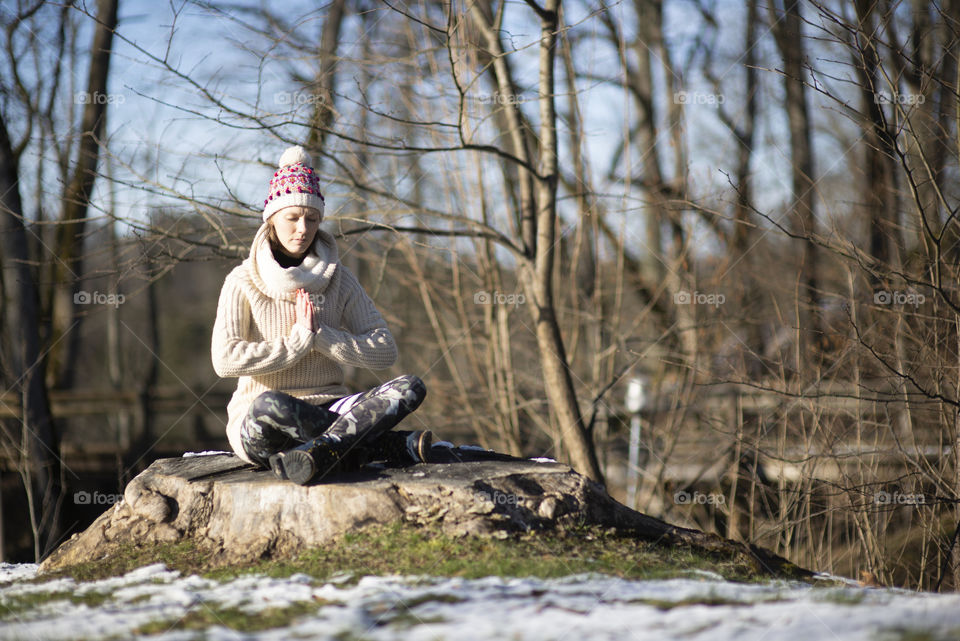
[
  {"xmin": 0, "ymin": 563, "xmax": 38, "ymax": 584},
  {"xmin": 1, "ymin": 565, "xmax": 959, "ymax": 640}
]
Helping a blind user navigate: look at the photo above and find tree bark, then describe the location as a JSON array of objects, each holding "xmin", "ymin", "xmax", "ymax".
[
  {"xmin": 467, "ymin": 0, "xmax": 538, "ymax": 257},
  {"xmin": 0, "ymin": 111, "xmax": 62, "ymax": 560},
  {"xmin": 307, "ymin": 0, "xmax": 346, "ymax": 163},
  {"xmin": 616, "ymin": 0, "xmax": 696, "ymax": 365},
  {"xmin": 50, "ymin": 0, "xmax": 119, "ymax": 389},
  {"xmin": 731, "ymin": 0, "xmax": 766, "ymax": 373},
  {"xmin": 468, "ymin": 0, "xmax": 603, "ymax": 482},
  {"xmin": 771, "ymin": 0, "xmax": 820, "ymax": 357},
  {"xmin": 853, "ymin": 0, "xmax": 901, "ymax": 276},
  {"xmin": 523, "ymin": 0, "xmax": 603, "ymax": 483}
]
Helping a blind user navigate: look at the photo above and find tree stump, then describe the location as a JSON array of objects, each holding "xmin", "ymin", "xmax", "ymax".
[{"xmin": 39, "ymin": 453, "xmax": 809, "ymax": 578}]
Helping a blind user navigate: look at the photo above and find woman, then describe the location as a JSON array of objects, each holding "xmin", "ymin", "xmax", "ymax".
[{"xmin": 211, "ymin": 145, "xmax": 430, "ymax": 484}]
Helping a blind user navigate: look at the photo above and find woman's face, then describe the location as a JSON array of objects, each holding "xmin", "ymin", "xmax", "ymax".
[{"xmin": 271, "ymin": 206, "xmax": 321, "ymax": 257}]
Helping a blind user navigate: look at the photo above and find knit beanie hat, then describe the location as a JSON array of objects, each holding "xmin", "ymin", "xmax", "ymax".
[{"xmin": 262, "ymin": 146, "xmax": 325, "ymax": 222}]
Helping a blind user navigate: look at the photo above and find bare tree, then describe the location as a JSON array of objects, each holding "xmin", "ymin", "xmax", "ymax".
[
  {"xmin": 770, "ymin": 0, "xmax": 820, "ymax": 358},
  {"xmin": 0, "ymin": 0, "xmax": 119, "ymax": 558},
  {"xmin": 462, "ymin": 0, "xmax": 603, "ymax": 482},
  {"xmin": 851, "ymin": 0, "xmax": 901, "ymax": 276},
  {"xmin": 0, "ymin": 102, "xmax": 62, "ymax": 561},
  {"xmin": 49, "ymin": 0, "xmax": 119, "ymax": 389}
]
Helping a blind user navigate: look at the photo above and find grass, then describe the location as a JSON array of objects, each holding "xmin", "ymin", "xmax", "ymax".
[
  {"xmin": 811, "ymin": 589, "xmax": 869, "ymax": 606},
  {"xmin": 0, "ymin": 524, "xmax": 889, "ymax": 637},
  {"xmin": 13, "ymin": 521, "xmax": 783, "ymax": 635},
  {"xmin": 45, "ymin": 540, "xmax": 202, "ymax": 584},
  {"xmin": 878, "ymin": 629, "xmax": 960, "ymax": 641},
  {"xmin": 131, "ymin": 601, "xmax": 328, "ymax": 635},
  {"xmin": 48, "ymin": 521, "xmax": 772, "ymax": 585},
  {"xmin": 0, "ymin": 589, "xmax": 112, "ymax": 621}
]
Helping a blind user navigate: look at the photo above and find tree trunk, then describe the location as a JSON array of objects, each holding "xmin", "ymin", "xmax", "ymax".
[
  {"xmin": 602, "ymin": 0, "xmax": 697, "ymax": 366},
  {"xmin": 307, "ymin": 0, "xmax": 346, "ymax": 164},
  {"xmin": 523, "ymin": 0, "xmax": 603, "ymax": 483},
  {"xmin": 771, "ymin": 0, "xmax": 820, "ymax": 358},
  {"xmin": 122, "ymin": 260, "xmax": 160, "ymax": 479},
  {"xmin": 853, "ymin": 0, "xmax": 901, "ymax": 276},
  {"xmin": 731, "ymin": 0, "xmax": 766, "ymax": 373},
  {"xmin": 468, "ymin": 0, "xmax": 603, "ymax": 482},
  {"xmin": 466, "ymin": 0, "xmax": 538, "ymax": 256},
  {"xmin": 0, "ymin": 112, "xmax": 62, "ymax": 560},
  {"xmin": 50, "ymin": 0, "xmax": 119, "ymax": 389}
]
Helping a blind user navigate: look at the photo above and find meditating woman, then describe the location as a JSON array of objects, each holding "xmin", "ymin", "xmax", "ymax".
[{"xmin": 211, "ymin": 145, "xmax": 431, "ymax": 484}]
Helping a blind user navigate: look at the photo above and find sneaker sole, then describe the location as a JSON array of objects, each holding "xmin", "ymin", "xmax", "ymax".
[
  {"xmin": 276, "ymin": 450, "xmax": 317, "ymax": 485},
  {"xmin": 268, "ymin": 453, "xmax": 288, "ymax": 480},
  {"xmin": 412, "ymin": 430, "xmax": 434, "ymax": 462}
]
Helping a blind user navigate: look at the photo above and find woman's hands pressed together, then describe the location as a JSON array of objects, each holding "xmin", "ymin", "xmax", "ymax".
[{"xmin": 295, "ymin": 288, "xmax": 315, "ymax": 332}]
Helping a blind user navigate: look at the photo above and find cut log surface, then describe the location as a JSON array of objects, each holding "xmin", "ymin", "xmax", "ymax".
[{"xmin": 40, "ymin": 453, "xmax": 809, "ymax": 578}]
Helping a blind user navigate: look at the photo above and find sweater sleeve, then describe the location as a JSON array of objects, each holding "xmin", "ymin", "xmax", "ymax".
[
  {"xmin": 313, "ymin": 268, "xmax": 398, "ymax": 370},
  {"xmin": 211, "ymin": 273, "xmax": 313, "ymax": 378}
]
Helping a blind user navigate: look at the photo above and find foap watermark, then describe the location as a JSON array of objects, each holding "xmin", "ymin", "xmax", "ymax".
[
  {"xmin": 874, "ymin": 491, "xmax": 927, "ymax": 506},
  {"xmin": 873, "ymin": 290, "xmax": 925, "ymax": 307},
  {"xmin": 74, "ymin": 490, "xmax": 122, "ymax": 506},
  {"xmin": 474, "ymin": 291, "xmax": 525, "ymax": 307},
  {"xmin": 75, "ymin": 91, "xmax": 125, "ymax": 105},
  {"xmin": 674, "ymin": 490, "xmax": 725, "ymax": 506},
  {"xmin": 674, "ymin": 91, "xmax": 724, "ymax": 106},
  {"xmin": 478, "ymin": 93, "xmax": 527, "ymax": 106},
  {"xmin": 674, "ymin": 290, "xmax": 725, "ymax": 308},
  {"xmin": 74, "ymin": 290, "xmax": 125, "ymax": 308},
  {"xmin": 275, "ymin": 91, "xmax": 325, "ymax": 107},
  {"xmin": 475, "ymin": 490, "xmax": 522, "ymax": 507},
  {"xmin": 874, "ymin": 91, "xmax": 925, "ymax": 106}
]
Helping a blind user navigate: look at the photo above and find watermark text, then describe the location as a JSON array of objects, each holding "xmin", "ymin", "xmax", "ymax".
[
  {"xmin": 74, "ymin": 490, "xmax": 122, "ymax": 506},
  {"xmin": 474, "ymin": 291, "xmax": 525, "ymax": 306},
  {"xmin": 674, "ymin": 490, "xmax": 725, "ymax": 506},
  {"xmin": 75, "ymin": 91, "xmax": 125, "ymax": 105},
  {"xmin": 674, "ymin": 290, "xmax": 725, "ymax": 307},
  {"xmin": 874, "ymin": 91, "xmax": 925, "ymax": 106},
  {"xmin": 873, "ymin": 290, "xmax": 925, "ymax": 307},
  {"xmin": 674, "ymin": 91, "xmax": 724, "ymax": 105},
  {"xmin": 74, "ymin": 290, "xmax": 125, "ymax": 308},
  {"xmin": 874, "ymin": 491, "xmax": 926, "ymax": 506}
]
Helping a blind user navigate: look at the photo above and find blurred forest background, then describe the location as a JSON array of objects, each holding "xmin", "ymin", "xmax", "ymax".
[{"xmin": 2, "ymin": 0, "xmax": 960, "ymax": 591}]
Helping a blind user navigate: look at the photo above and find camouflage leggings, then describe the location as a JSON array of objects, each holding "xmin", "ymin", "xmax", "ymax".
[{"xmin": 240, "ymin": 374, "xmax": 427, "ymax": 467}]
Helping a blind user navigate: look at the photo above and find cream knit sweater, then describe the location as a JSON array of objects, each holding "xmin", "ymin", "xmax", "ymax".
[{"xmin": 211, "ymin": 223, "xmax": 397, "ymax": 463}]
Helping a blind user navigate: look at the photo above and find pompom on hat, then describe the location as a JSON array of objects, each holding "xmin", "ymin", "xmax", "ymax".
[{"xmin": 262, "ymin": 145, "xmax": 325, "ymax": 223}]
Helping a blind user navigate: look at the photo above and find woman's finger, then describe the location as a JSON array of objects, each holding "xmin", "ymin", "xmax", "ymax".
[{"xmin": 296, "ymin": 289, "xmax": 313, "ymax": 331}]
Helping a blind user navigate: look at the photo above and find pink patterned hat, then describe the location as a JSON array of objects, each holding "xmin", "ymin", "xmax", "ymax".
[{"xmin": 262, "ymin": 146, "xmax": 325, "ymax": 222}]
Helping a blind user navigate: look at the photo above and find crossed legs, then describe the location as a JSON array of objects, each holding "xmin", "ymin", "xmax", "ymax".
[{"xmin": 239, "ymin": 374, "xmax": 428, "ymax": 481}]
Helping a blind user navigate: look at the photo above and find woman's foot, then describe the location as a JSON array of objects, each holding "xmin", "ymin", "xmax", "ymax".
[
  {"xmin": 268, "ymin": 434, "xmax": 356, "ymax": 485},
  {"xmin": 269, "ymin": 450, "xmax": 317, "ymax": 485},
  {"xmin": 364, "ymin": 430, "xmax": 434, "ymax": 465},
  {"xmin": 407, "ymin": 430, "xmax": 433, "ymax": 462}
]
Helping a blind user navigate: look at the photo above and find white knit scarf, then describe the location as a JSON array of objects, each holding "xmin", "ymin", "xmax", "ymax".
[{"xmin": 248, "ymin": 222, "xmax": 339, "ymax": 300}]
